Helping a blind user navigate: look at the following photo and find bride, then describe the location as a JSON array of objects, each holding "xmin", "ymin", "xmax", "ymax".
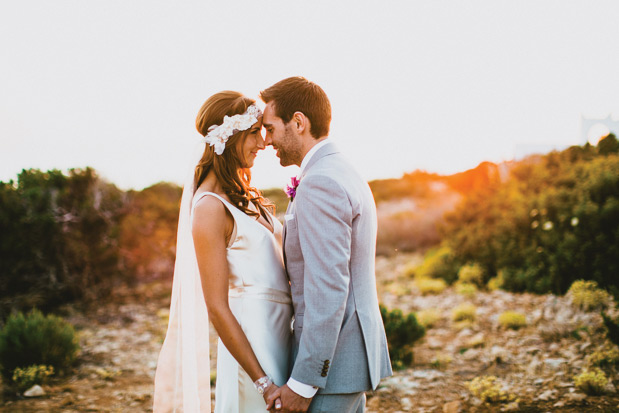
[{"xmin": 153, "ymin": 91, "xmax": 292, "ymax": 412}]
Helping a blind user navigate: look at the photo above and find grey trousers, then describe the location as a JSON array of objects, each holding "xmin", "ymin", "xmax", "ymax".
[{"xmin": 308, "ymin": 392, "xmax": 366, "ymax": 413}]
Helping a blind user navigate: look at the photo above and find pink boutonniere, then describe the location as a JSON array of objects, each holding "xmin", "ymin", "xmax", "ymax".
[{"xmin": 285, "ymin": 176, "xmax": 300, "ymax": 200}]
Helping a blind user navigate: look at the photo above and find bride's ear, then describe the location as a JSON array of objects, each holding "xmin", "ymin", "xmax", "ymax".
[{"xmin": 292, "ymin": 111, "xmax": 310, "ymax": 134}]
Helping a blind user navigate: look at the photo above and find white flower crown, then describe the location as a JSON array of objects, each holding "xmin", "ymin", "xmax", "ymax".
[{"xmin": 200, "ymin": 104, "xmax": 262, "ymax": 155}]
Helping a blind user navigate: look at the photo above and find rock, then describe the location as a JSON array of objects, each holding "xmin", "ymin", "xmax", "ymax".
[
  {"xmin": 533, "ymin": 378, "xmax": 544, "ymax": 386},
  {"xmin": 525, "ymin": 346, "xmax": 540, "ymax": 355},
  {"xmin": 61, "ymin": 395, "xmax": 75, "ymax": 406},
  {"xmin": 553, "ymin": 400, "xmax": 566, "ymax": 408},
  {"xmin": 426, "ymin": 337, "xmax": 443, "ymax": 349},
  {"xmin": 401, "ymin": 397, "xmax": 413, "ymax": 410},
  {"xmin": 502, "ymin": 401, "xmax": 519, "ymax": 411},
  {"xmin": 443, "ymin": 400, "xmax": 462, "ymax": 413},
  {"xmin": 536, "ymin": 389, "xmax": 555, "ymax": 401},
  {"xmin": 530, "ymin": 309, "xmax": 543, "ymax": 324},
  {"xmin": 24, "ymin": 385, "xmax": 45, "ymax": 397},
  {"xmin": 462, "ymin": 348, "xmax": 482, "ymax": 361},
  {"xmin": 412, "ymin": 369, "xmax": 444, "ymax": 381},
  {"xmin": 544, "ymin": 358, "xmax": 567, "ymax": 370},
  {"xmin": 491, "ymin": 345, "xmax": 509, "ymax": 363},
  {"xmin": 470, "ymin": 397, "xmax": 483, "ymax": 406},
  {"xmin": 457, "ymin": 328, "xmax": 473, "ymax": 338},
  {"xmin": 549, "ymin": 343, "xmax": 560, "ymax": 352},
  {"xmin": 467, "ymin": 333, "xmax": 485, "ymax": 348},
  {"xmin": 565, "ymin": 392, "xmax": 587, "ymax": 402},
  {"xmin": 527, "ymin": 358, "xmax": 542, "ymax": 375}
]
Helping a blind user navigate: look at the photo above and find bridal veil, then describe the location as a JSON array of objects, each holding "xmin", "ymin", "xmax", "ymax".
[{"xmin": 153, "ymin": 145, "xmax": 211, "ymax": 413}]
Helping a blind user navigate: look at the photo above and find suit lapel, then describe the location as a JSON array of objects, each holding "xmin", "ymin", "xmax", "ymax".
[
  {"xmin": 299, "ymin": 141, "xmax": 339, "ymax": 181},
  {"xmin": 282, "ymin": 141, "xmax": 339, "ymax": 268}
]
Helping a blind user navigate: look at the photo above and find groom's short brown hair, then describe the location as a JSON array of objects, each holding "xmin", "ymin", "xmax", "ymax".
[{"xmin": 260, "ymin": 77, "xmax": 331, "ymax": 139}]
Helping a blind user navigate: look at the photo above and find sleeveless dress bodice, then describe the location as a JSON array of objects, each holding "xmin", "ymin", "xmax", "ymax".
[{"xmin": 191, "ymin": 192, "xmax": 292, "ymax": 413}]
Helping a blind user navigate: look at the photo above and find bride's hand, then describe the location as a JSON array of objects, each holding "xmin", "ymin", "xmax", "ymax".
[{"xmin": 263, "ymin": 383, "xmax": 281, "ymax": 410}]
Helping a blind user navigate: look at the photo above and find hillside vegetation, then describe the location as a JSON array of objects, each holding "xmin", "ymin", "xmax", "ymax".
[{"xmin": 1, "ymin": 135, "xmax": 617, "ymax": 318}]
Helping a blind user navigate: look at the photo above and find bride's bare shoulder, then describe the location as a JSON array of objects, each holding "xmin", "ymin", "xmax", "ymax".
[{"xmin": 192, "ymin": 193, "xmax": 232, "ymax": 231}]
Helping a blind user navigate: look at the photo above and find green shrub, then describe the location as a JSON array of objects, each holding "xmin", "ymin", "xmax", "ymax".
[
  {"xmin": 457, "ymin": 263, "xmax": 485, "ymax": 287},
  {"xmin": 467, "ymin": 375, "xmax": 516, "ymax": 403},
  {"xmin": 442, "ymin": 146, "xmax": 619, "ymax": 295},
  {"xmin": 415, "ymin": 245, "xmax": 460, "ymax": 284},
  {"xmin": 379, "ymin": 305, "xmax": 426, "ymax": 370},
  {"xmin": 568, "ymin": 280, "xmax": 610, "ymax": 311},
  {"xmin": 452, "ymin": 303, "xmax": 477, "ymax": 322},
  {"xmin": 414, "ymin": 278, "xmax": 447, "ymax": 295},
  {"xmin": 0, "ymin": 309, "xmax": 80, "ymax": 379},
  {"xmin": 498, "ymin": 311, "xmax": 527, "ymax": 330},
  {"xmin": 12, "ymin": 364, "xmax": 54, "ymax": 390},
  {"xmin": 574, "ymin": 368, "xmax": 609, "ymax": 395},
  {"xmin": 602, "ymin": 311, "xmax": 619, "ymax": 347}
]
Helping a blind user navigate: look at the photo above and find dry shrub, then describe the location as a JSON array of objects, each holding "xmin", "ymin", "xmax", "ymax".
[
  {"xmin": 415, "ymin": 278, "xmax": 447, "ymax": 295},
  {"xmin": 573, "ymin": 369, "xmax": 609, "ymax": 395},
  {"xmin": 498, "ymin": 311, "xmax": 527, "ymax": 330},
  {"xmin": 452, "ymin": 303, "xmax": 477, "ymax": 322}
]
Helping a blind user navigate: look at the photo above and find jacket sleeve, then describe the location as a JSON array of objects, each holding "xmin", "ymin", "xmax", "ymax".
[{"xmin": 290, "ymin": 173, "xmax": 353, "ymax": 388}]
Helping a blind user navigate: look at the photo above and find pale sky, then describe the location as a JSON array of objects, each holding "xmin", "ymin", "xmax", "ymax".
[{"xmin": 2, "ymin": 1, "xmax": 619, "ymax": 190}]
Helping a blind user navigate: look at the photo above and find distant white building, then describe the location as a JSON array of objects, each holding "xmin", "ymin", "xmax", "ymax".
[{"xmin": 581, "ymin": 114, "xmax": 619, "ymax": 144}]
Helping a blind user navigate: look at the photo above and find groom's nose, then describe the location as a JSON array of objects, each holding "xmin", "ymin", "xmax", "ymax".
[{"xmin": 264, "ymin": 132, "xmax": 272, "ymax": 146}]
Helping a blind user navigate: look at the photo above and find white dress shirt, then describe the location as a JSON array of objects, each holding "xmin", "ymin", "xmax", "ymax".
[{"xmin": 286, "ymin": 138, "xmax": 330, "ymax": 398}]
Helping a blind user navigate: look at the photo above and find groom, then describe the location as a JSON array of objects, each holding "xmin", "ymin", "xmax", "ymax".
[{"xmin": 260, "ymin": 77, "xmax": 392, "ymax": 413}]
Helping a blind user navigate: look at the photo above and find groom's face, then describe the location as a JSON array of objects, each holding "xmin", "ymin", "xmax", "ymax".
[{"xmin": 263, "ymin": 102, "xmax": 303, "ymax": 167}]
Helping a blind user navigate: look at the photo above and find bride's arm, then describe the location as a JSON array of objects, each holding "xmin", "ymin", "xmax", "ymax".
[{"xmin": 192, "ymin": 197, "xmax": 277, "ymax": 396}]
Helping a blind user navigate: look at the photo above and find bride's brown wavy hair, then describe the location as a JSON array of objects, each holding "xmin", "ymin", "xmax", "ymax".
[{"xmin": 194, "ymin": 91, "xmax": 272, "ymax": 217}]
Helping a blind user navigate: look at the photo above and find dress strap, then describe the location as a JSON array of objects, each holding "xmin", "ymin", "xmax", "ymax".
[{"xmin": 191, "ymin": 192, "xmax": 238, "ymax": 247}]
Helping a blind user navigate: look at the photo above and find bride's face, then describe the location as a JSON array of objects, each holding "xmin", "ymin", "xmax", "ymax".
[{"xmin": 239, "ymin": 118, "xmax": 265, "ymax": 168}]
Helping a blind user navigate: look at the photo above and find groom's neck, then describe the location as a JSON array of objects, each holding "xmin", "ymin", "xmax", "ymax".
[{"xmin": 298, "ymin": 136, "xmax": 329, "ymax": 166}]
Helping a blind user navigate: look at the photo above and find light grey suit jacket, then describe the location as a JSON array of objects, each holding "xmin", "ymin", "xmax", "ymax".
[{"xmin": 283, "ymin": 142, "xmax": 392, "ymax": 394}]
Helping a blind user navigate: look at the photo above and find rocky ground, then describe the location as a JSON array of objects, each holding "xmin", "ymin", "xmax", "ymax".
[{"xmin": 2, "ymin": 253, "xmax": 619, "ymax": 412}]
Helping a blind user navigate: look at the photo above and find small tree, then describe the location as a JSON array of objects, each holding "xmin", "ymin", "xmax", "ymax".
[
  {"xmin": 598, "ymin": 133, "xmax": 619, "ymax": 156},
  {"xmin": 380, "ymin": 305, "xmax": 425, "ymax": 369}
]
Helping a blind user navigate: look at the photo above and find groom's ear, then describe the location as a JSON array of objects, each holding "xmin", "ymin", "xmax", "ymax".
[{"xmin": 292, "ymin": 111, "xmax": 310, "ymax": 134}]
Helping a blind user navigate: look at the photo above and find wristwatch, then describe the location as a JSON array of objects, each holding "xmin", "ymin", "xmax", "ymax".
[{"xmin": 254, "ymin": 376, "xmax": 273, "ymax": 394}]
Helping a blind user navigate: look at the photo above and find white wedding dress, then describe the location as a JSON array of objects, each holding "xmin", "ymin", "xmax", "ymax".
[{"xmin": 192, "ymin": 192, "xmax": 293, "ymax": 413}]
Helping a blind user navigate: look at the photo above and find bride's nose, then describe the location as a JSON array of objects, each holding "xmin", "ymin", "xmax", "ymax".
[{"xmin": 256, "ymin": 133, "xmax": 265, "ymax": 150}]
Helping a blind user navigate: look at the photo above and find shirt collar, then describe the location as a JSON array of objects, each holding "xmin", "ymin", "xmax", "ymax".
[{"xmin": 298, "ymin": 139, "xmax": 330, "ymax": 177}]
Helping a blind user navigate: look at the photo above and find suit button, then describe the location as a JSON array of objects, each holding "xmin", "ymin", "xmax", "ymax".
[{"xmin": 321, "ymin": 373, "xmax": 327, "ymax": 377}]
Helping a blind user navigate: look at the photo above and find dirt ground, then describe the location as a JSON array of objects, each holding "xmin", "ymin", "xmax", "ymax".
[{"xmin": 2, "ymin": 254, "xmax": 618, "ymax": 412}]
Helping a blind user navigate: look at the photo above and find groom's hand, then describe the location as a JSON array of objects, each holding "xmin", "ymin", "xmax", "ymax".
[
  {"xmin": 265, "ymin": 384, "xmax": 312, "ymax": 413},
  {"xmin": 263, "ymin": 383, "xmax": 282, "ymax": 412}
]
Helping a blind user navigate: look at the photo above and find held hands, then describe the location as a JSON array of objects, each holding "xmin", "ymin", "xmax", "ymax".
[
  {"xmin": 263, "ymin": 383, "xmax": 281, "ymax": 412},
  {"xmin": 265, "ymin": 384, "xmax": 312, "ymax": 413}
]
